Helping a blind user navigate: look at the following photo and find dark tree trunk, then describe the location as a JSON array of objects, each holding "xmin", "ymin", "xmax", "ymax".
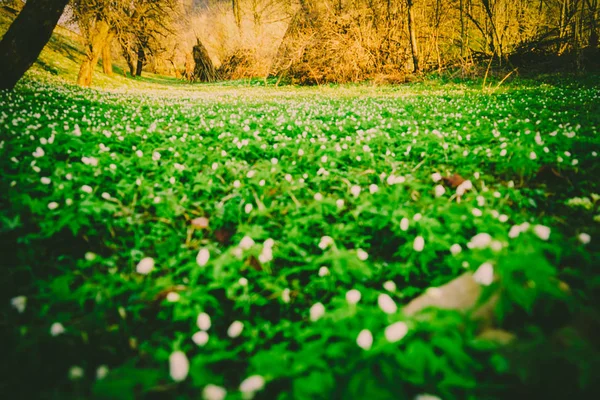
[
  {"xmin": 192, "ymin": 39, "xmax": 219, "ymax": 82},
  {"xmin": 0, "ymin": 0, "xmax": 70, "ymax": 90},
  {"xmin": 407, "ymin": 0, "xmax": 420, "ymax": 73},
  {"xmin": 136, "ymin": 47, "xmax": 145, "ymax": 77}
]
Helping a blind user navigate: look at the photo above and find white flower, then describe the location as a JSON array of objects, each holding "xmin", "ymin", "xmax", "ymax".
[
  {"xmin": 450, "ymin": 244, "xmax": 462, "ymax": 255},
  {"xmin": 336, "ymin": 199, "xmax": 345, "ymax": 208},
  {"xmin": 240, "ymin": 375, "xmax": 265, "ymax": 397},
  {"xmin": 533, "ymin": 225, "xmax": 551, "ymax": 241},
  {"xmin": 298, "ymin": 149, "xmax": 305, "ymax": 156},
  {"xmin": 413, "ymin": 236, "xmax": 425, "ymax": 252},
  {"xmin": 473, "ymin": 262, "xmax": 494, "ymax": 286},
  {"xmin": 101, "ymin": 192, "xmax": 111, "ymax": 200},
  {"xmin": 169, "ymin": 351, "xmax": 189, "ymax": 382},
  {"xmin": 383, "ymin": 281, "xmax": 396, "ymax": 292},
  {"xmin": 282, "ymin": 288, "xmax": 291, "ymax": 303},
  {"xmin": 152, "ymin": 152, "xmax": 161, "ymax": 161},
  {"xmin": 68, "ymin": 366, "xmax": 84, "ymax": 380},
  {"xmin": 346, "ymin": 289, "xmax": 361, "ymax": 304},
  {"xmin": 264, "ymin": 238, "xmax": 275, "ymax": 249},
  {"xmin": 136, "ymin": 257, "xmax": 154, "ymax": 274},
  {"xmin": 508, "ymin": 225, "xmax": 521, "ymax": 239},
  {"xmin": 357, "ymin": 249, "xmax": 369, "ymax": 261},
  {"xmin": 369, "ymin": 184, "xmax": 379, "ymax": 194},
  {"xmin": 529, "ymin": 151, "xmax": 537, "ymax": 160},
  {"xmin": 50, "ymin": 322, "xmax": 65, "ymax": 336},
  {"xmin": 413, "ymin": 213, "xmax": 423, "ymax": 221},
  {"xmin": 259, "ymin": 246, "xmax": 273, "ymax": 263},
  {"xmin": 244, "ymin": 203, "xmax": 253, "ymax": 214},
  {"xmin": 136, "ymin": 150, "xmax": 143, "ymax": 157},
  {"xmin": 400, "ymin": 217, "xmax": 409, "ymax": 231},
  {"xmin": 271, "ymin": 158, "xmax": 278, "ymax": 165},
  {"xmin": 96, "ymin": 365, "xmax": 109, "ymax": 380},
  {"xmin": 356, "ymin": 329, "xmax": 373, "ymax": 350},
  {"xmin": 166, "ymin": 292, "xmax": 180, "ymax": 302},
  {"xmin": 385, "ymin": 321, "xmax": 409, "ymax": 342},
  {"xmin": 472, "ymin": 208, "xmax": 483, "ymax": 217},
  {"xmin": 318, "ymin": 236, "xmax": 334, "ymax": 250},
  {"xmin": 192, "ymin": 331, "xmax": 209, "ymax": 346},
  {"xmin": 468, "ymin": 233, "xmax": 492, "ymax": 249},
  {"xmin": 203, "ymin": 384, "xmax": 227, "ymax": 400},
  {"xmin": 378, "ymin": 293, "xmax": 397, "ymax": 314},
  {"xmin": 578, "ymin": 233, "xmax": 591, "ymax": 244},
  {"xmin": 227, "ymin": 321, "xmax": 244, "ymax": 338},
  {"xmin": 81, "ymin": 185, "xmax": 93, "ymax": 194},
  {"xmin": 10, "ymin": 296, "xmax": 27, "ymax": 313},
  {"xmin": 432, "ymin": 172, "xmax": 442, "ymax": 182},
  {"xmin": 314, "ymin": 193, "xmax": 323, "ymax": 201},
  {"xmin": 197, "ymin": 312, "xmax": 211, "ymax": 331},
  {"xmin": 41, "ymin": 177, "xmax": 51, "ymax": 184},
  {"xmin": 197, "ymin": 248, "xmax": 210, "ymax": 266},
  {"xmin": 350, "ymin": 185, "xmax": 361, "ymax": 197},
  {"xmin": 82, "ymin": 156, "xmax": 99, "ymax": 166},
  {"xmin": 318, "ymin": 266, "xmax": 330, "ymax": 277},
  {"xmin": 47, "ymin": 202, "xmax": 59, "ymax": 210},
  {"xmin": 434, "ymin": 185, "xmax": 445, "ymax": 197},
  {"xmin": 414, "ymin": 394, "xmax": 442, "ymax": 400},
  {"xmin": 33, "ymin": 147, "xmax": 45, "ymax": 158},
  {"xmin": 310, "ymin": 302, "xmax": 325, "ymax": 321},
  {"xmin": 239, "ymin": 277, "xmax": 248, "ymax": 286},
  {"xmin": 239, "ymin": 236, "xmax": 255, "ymax": 250}
]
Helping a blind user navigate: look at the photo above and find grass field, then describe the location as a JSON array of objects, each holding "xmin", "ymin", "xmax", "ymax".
[{"xmin": 2, "ymin": 9, "xmax": 600, "ymax": 400}]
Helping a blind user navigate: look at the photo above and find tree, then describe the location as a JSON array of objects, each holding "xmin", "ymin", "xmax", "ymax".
[
  {"xmin": 0, "ymin": 0, "xmax": 70, "ymax": 90},
  {"xmin": 407, "ymin": 0, "xmax": 420, "ymax": 72}
]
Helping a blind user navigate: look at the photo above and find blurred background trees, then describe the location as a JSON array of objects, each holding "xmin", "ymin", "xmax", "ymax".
[{"xmin": 1, "ymin": 0, "xmax": 599, "ymax": 86}]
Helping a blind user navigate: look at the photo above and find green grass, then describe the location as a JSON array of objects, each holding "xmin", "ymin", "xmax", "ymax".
[{"xmin": 2, "ymin": 8, "xmax": 600, "ymax": 400}]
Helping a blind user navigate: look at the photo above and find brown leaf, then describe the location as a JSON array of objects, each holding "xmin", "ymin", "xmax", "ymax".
[
  {"xmin": 246, "ymin": 255, "xmax": 263, "ymax": 272},
  {"xmin": 214, "ymin": 227, "xmax": 234, "ymax": 245},
  {"xmin": 443, "ymin": 173, "xmax": 466, "ymax": 188}
]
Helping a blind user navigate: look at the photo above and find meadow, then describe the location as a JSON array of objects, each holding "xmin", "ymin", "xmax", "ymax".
[{"xmin": 1, "ymin": 69, "xmax": 599, "ymax": 399}]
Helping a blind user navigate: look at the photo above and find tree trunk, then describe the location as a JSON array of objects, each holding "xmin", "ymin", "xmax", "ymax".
[
  {"xmin": 0, "ymin": 0, "xmax": 70, "ymax": 90},
  {"xmin": 136, "ymin": 46, "xmax": 145, "ymax": 77},
  {"xmin": 407, "ymin": 0, "xmax": 420, "ymax": 73},
  {"xmin": 232, "ymin": 0, "xmax": 242, "ymax": 30},
  {"xmin": 192, "ymin": 39, "xmax": 219, "ymax": 82},
  {"xmin": 77, "ymin": 21, "xmax": 110, "ymax": 87},
  {"xmin": 102, "ymin": 34, "xmax": 114, "ymax": 76}
]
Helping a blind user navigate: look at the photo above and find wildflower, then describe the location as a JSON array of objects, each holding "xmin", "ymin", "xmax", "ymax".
[
  {"xmin": 239, "ymin": 277, "xmax": 248, "ymax": 286},
  {"xmin": 336, "ymin": 199, "xmax": 345, "ymax": 208},
  {"xmin": 356, "ymin": 329, "xmax": 373, "ymax": 350},
  {"xmin": 508, "ymin": 225, "xmax": 521, "ymax": 238},
  {"xmin": 432, "ymin": 172, "xmax": 442, "ymax": 182},
  {"xmin": 47, "ymin": 202, "xmax": 59, "ymax": 210},
  {"xmin": 450, "ymin": 244, "xmax": 462, "ymax": 255},
  {"xmin": 310, "ymin": 302, "xmax": 325, "ymax": 321},
  {"xmin": 533, "ymin": 225, "xmax": 551, "ymax": 241},
  {"xmin": 136, "ymin": 257, "xmax": 155, "ymax": 274},
  {"xmin": 239, "ymin": 236, "xmax": 255, "ymax": 250},
  {"xmin": 68, "ymin": 366, "xmax": 84, "ymax": 380},
  {"xmin": 414, "ymin": 394, "xmax": 442, "ymax": 400},
  {"xmin": 203, "ymin": 384, "xmax": 227, "ymax": 400},
  {"xmin": 240, "ymin": 375, "xmax": 265, "ymax": 398},
  {"xmin": 314, "ymin": 193, "xmax": 323, "ymax": 201},
  {"xmin": 135, "ymin": 150, "xmax": 143, "ymax": 157},
  {"xmin": 10, "ymin": 296, "xmax": 27, "ymax": 313},
  {"xmin": 357, "ymin": 249, "xmax": 368, "ymax": 261},
  {"xmin": 281, "ymin": 288, "xmax": 291, "ymax": 303},
  {"xmin": 191, "ymin": 217, "xmax": 209, "ymax": 229},
  {"xmin": 578, "ymin": 233, "xmax": 591, "ymax": 244},
  {"xmin": 318, "ymin": 236, "xmax": 334, "ymax": 250},
  {"xmin": 350, "ymin": 185, "xmax": 361, "ymax": 197},
  {"xmin": 473, "ymin": 262, "xmax": 494, "ymax": 286},
  {"xmin": 81, "ymin": 185, "xmax": 93, "ymax": 194},
  {"xmin": 227, "ymin": 321, "xmax": 244, "ymax": 338},
  {"xmin": 192, "ymin": 331, "xmax": 209, "ymax": 346},
  {"xmin": 400, "ymin": 217, "xmax": 409, "ymax": 231},
  {"xmin": 369, "ymin": 184, "xmax": 379, "ymax": 194},
  {"xmin": 378, "ymin": 293, "xmax": 397, "ymax": 314},
  {"xmin": 101, "ymin": 192, "xmax": 111, "ymax": 200},
  {"xmin": 41, "ymin": 177, "xmax": 51, "ymax": 184},
  {"xmin": 166, "ymin": 292, "xmax": 180, "ymax": 302},
  {"xmin": 318, "ymin": 266, "xmax": 330, "ymax": 277},
  {"xmin": 434, "ymin": 185, "xmax": 445, "ymax": 197},
  {"xmin": 259, "ymin": 246, "xmax": 273, "ymax": 263},
  {"xmin": 529, "ymin": 151, "xmax": 537, "ymax": 160},
  {"xmin": 244, "ymin": 203, "xmax": 253, "ymax": 214},
  {"xmin": 197, "ymin": 312, "xmax": 211, "ymax": 331},
  {"xmin": 413, "ymin": 236, "xmax": 425, "ymax": 252},
  {"xmin": 96, "ymin": 365, "xmax": 109, "ymax": 380},
  {"xmin": 346, "ymin": 289, "xmax": 361, "ymax": 304},
  {"xmin": 33, "ymin": 147, "xmax": 45, "ymax": 158},
  {"xmin": 468, "ymin": 233, "xmax": 492, "ymax": 249},
  {"xmin": 50, "ymin": 322, "xmax": 65, "ymax": 336},
  {"xmin": 169, "ymin": 351, "xmax": 189, "ymax": 382},
  {"xmin": 383, "ymin": 281, "xmax": 396, "ymax": 292},
  {"xmin": 385, "ymin": 321, "xmax": 408, "ymax": 342}
]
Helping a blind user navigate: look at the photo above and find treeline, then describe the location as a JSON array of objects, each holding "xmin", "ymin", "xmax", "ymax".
[{"xmin": 0, "ymin": 0, "xmax": 598, "ymax": 89}]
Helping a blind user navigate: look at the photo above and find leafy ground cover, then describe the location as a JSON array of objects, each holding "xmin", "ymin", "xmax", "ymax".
[{"xmin": 1, "ymin": 72, "xmax": 600, "ymax": 400}]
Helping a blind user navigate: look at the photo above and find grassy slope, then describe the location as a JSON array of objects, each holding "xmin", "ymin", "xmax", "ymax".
[{"xmin": 1, "ymin": 5, "xmax": 600, "ymax": 400}]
